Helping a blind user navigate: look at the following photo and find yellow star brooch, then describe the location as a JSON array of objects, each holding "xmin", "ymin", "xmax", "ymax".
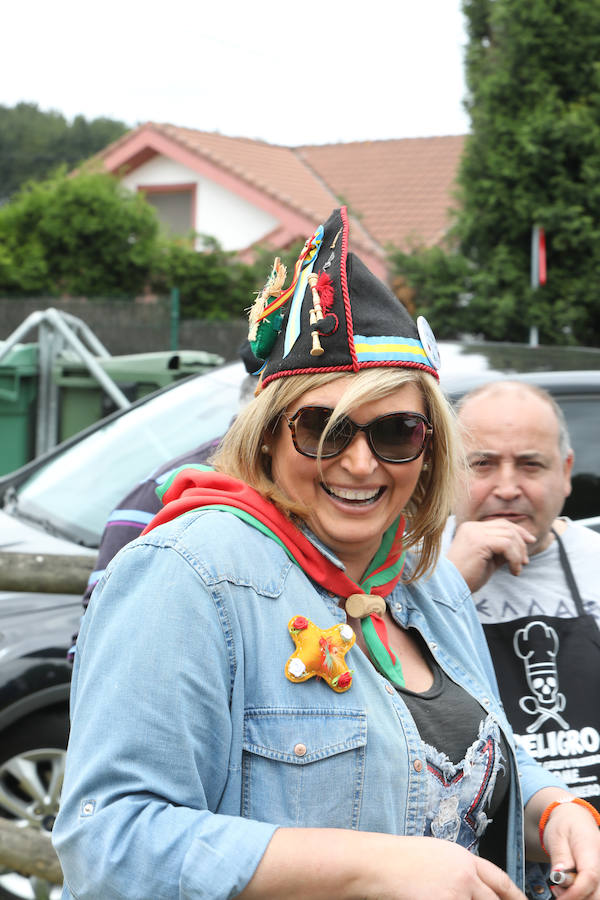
[{"xmin": 285, "ymin": 615, "xmax": 356, "ymax": 692}]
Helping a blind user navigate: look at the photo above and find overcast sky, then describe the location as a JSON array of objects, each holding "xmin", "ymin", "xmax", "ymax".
[{"xmin": 3, "ymin": 0, "xmax": 470, "ymax": 146}]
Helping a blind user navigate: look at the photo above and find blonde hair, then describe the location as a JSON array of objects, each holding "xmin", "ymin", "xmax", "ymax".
[{"xmin": 213, "ymin": 367, "xmax": 462, "ymax": 582}]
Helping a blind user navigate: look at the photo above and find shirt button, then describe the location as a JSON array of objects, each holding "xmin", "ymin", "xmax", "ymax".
[
  {"xmin": 294, "ymin": 743, "xmax": 307, "ymax": 757},
  {"xmin": 429, "ymin": 641, "xmax": 437, "ymax": 651},
  {"xmin": 482, "ymin": 697, "xmax": 490, "ymax": 706},
  {"xmin": 82, "ymin": 802, "xmax": 94, "ymax": 815},
  {"xmin": 413, "ymin": 759, "xmax": 423, "ymax": 772},
  {"xmin": 385, "ymin": 684, "xmax": 395, "ymax": 695}
]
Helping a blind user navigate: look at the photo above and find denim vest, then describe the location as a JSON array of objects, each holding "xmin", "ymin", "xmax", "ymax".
[{"xmin": 54, "ymin": 509, "xmax": 566, "ymax": 900}]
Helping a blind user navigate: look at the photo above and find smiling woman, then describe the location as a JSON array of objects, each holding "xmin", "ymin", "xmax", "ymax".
[
  {"xmin": 52, "ymin": 207, "xmax": 600, "ymax": 900},
  {"xmin": 218, "ymin": 365, "xmax": 454, "ymax": 583}
]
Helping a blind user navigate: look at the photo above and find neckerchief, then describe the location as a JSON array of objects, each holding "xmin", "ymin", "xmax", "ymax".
[{"xmin": 142, "ymin": 466, "xmax": 407, "ymax": 686}]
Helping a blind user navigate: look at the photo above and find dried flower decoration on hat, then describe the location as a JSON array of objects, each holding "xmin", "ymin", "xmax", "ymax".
[
  {"xmin": 247, "ymin": 257, "xmax": 287, "ymax": 361},
  {"xmin": 248, "ymin": 226, "xmax": 323, "ymax": 361}
]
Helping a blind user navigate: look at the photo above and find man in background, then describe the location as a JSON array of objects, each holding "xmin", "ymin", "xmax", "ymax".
[{"xmin": 445, "ymin": 381, "xmax": 600, "ymax": 816}]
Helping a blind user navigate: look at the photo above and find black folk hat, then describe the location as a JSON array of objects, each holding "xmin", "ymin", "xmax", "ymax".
[{"xmin": 248, "ymin": 206, "xmax": 440, "ymax": 390}]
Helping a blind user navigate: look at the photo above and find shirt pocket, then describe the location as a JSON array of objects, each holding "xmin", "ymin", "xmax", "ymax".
[{"xmin": 242, "ymin": 707, "xmax": 367, "ymax": 829}]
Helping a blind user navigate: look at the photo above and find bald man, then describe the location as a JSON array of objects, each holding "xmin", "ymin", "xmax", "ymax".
[{"xmin": 445, "ymin": 381, "xmax": 600, "ymax": 823}]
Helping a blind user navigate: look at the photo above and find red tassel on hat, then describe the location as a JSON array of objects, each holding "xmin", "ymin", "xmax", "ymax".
[{"xmin": 316, "ymin": 271, "xmax": 335, "ymax": 313}]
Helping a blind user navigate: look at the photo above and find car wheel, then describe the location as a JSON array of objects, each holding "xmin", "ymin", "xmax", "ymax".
[{"xmin": 0, "ymin": 709, "xmax": 67, "ymax": 900}]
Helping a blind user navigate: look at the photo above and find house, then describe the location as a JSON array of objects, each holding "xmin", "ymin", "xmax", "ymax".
[{"xmin": 95, "ymin": 122, "xmax": 466, "ymax": 281}]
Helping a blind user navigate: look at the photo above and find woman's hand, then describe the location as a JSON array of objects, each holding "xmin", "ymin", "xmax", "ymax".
[
  {"xmin": 239, "ymin": 829, "xmax": 526, "ymax": 899},
  {"xmin": 363, "ymin": 835, "xmax": 526, "ymax": 900},
  {"xmin": 541, "ymin": 801, "xmax": 600, "ymax": 899}
]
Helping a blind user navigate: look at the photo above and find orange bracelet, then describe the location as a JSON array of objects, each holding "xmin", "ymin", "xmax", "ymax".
[{"xmin": 539, "ymin": 797, "xmax": 600, "ymax": 854}]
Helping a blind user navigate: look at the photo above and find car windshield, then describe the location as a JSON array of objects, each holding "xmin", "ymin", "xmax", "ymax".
[{"xmin": 12, "ymin": 362, "xmax": 246, "ymax": 546}]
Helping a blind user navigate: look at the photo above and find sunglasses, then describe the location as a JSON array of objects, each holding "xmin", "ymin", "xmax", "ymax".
[{"xmin": 283, "ymin": 406, "xmax": 433, "ymax": 464}]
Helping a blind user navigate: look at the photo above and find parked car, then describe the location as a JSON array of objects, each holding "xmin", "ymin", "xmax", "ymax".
[
  {"xmin": 0, "ymin": 342, "xmax": 599, "ymax": 899},
  {"xmin": 0, "ymin": 361, "xmax": 248, "ymax": 900}
]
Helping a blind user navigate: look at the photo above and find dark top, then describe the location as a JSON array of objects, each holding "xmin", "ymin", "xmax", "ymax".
[{"xmin": 398, "ymin": 638, "xmax": 510, "ymax": 855}]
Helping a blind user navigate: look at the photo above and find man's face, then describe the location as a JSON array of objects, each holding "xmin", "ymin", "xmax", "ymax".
[{"xmin": 454, "ymin": 387, "xmax": 573, "ymax": 554}]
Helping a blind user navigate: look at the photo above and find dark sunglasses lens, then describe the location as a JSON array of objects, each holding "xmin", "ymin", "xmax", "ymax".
[
  {"xmin": 294, "ymin": 408, "xmax": 331, "ymax": 455},
  {"xmin": 294, "ymin": 408, "xmax": 353, "ymax": 457},
  {"xmin": 370, "ymin": 414, "xmax": 427, "ymax": 462}
]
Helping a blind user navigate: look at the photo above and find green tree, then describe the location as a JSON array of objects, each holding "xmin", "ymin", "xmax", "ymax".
[
  {"xmin": 0, "ymin": 103, "xmax": 127, "ymax": 201},
  {"xmin": 151, "ymin": 236, "xmax": 306, "ymax": 320},
  {"xmin": 0, "ymin": 170, "xmax": 160, "ymax": 296},
  {"xmin": 457, "ymin": 0, "xmax": 600, "ymax": 345},
  {"xmin": 151, "ymin": 235, "xmax": 256, "ymax": 319},
  {"xmin": 0, "ymin": 169, "xmax": 296, "ymax": 317},
  {"xmin": 387, "ymin": 243, "xmax": 471, "ymax": 339}
]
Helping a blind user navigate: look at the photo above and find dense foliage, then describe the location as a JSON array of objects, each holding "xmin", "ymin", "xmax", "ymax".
[
  {"xmin": 0, "ymin": 169, "xmax": 303, "ymax": 319},
  {"xmin": 151, "ymin": 236, "xmax": 255, "ymax": 320},
  {"xmin": 459, "ymin": 0, "xmax": 600, "ymax": 345},
  {"xmin": 388, "ymin": 245, "xmax": 472, "ymax": 339},
  {"xmin": 389, "ymin": 0, "xmax": 600, "ymax": 347},
  {"xmin": 151, "ymin": 236, "xmax": 305, "ymax": 320},
  {"xmin": 0, "ymin": 103, "xmax": 128, "ymax": 202},
  {"xmin": 0, "ymin": 171, "xmax": 161, "ymax": 296}
]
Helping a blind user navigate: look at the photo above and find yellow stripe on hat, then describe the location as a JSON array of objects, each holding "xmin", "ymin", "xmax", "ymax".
[{"xmin": 354, "ymin": 340, "xmax": 428, "ymax": 358}]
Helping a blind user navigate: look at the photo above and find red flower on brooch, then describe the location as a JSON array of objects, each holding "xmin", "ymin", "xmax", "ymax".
[{"xmin": 291, "ymin": 616, "xmax": 309, "ymax": 631}]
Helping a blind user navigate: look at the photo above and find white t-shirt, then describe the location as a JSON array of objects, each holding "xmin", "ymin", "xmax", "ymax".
[{"xmin": 442, "ymin": 518, "xmax": 600, "ymax": 625}]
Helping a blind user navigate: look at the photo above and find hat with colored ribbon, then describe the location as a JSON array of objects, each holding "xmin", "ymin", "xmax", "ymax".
[{"xmin": 247, "ymin": 206, "xmax": 440, "ymax": 389}]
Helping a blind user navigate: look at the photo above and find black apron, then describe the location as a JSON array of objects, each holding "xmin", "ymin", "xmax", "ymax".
[{"xmin": 483, "ymin": 529, "xmax": 600, "ymax": 812}]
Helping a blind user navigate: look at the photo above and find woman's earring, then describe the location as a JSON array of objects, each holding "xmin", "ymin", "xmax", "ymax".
[
  {"xmin": 422, "ymin": 461, "xmax": 430, "ymax": 471},
  {"xmin": 261, "ymin": 444, "xmax": 271, "ymax": 455}
]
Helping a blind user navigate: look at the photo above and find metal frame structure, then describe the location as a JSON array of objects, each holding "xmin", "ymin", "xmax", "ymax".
[{"xmin": 0, "ymin": 308, "xmax": 131, "ymax": 455}]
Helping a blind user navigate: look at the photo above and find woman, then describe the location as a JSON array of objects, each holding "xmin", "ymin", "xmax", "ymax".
[{"xmin": 53, "ymin": 208, "xmax": 600, "ymax": 899}]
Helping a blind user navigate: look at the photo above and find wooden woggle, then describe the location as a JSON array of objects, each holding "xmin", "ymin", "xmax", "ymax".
[{"xmin": 345, "ymin": 593, "xmax": 386, "ymax": 619}]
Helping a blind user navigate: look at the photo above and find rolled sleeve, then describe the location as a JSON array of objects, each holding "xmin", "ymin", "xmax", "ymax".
[
  {"xmin": 181, "ymin": 816, "xmax": 277, "ymax": 899},
  {"xmin": 54, "ymin": 535, "xmax": 277, "ymax": 900},
  {"xmin": 514, "ymin": 742, "xmax": 569, "ymax": 806}
]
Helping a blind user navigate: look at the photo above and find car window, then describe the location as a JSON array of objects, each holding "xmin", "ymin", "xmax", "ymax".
[
  {"xmin": 560, "ymin": 395, "xmax": 600, "ymax": 522},
  {"xmin": 13, "ymin": 362, "xmax": 245, "ymax": 546}
]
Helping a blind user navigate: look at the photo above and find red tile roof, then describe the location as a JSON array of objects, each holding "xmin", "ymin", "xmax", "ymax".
[
  {"xmin": 158, "ymin": 124, "xmax": 337, "ymax": 223},
  {"xmin": 96, "ymin": 124, "xmax": 465, "ymax": 259},
  {"xmin": 297, "ymin": 136, "xmax": 465, "ymax": 250}
]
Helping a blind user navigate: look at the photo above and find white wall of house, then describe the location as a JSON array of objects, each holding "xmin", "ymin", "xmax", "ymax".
[{"xmin": 120, "ymin": 156, "xmax": 278, "ymax": 251}]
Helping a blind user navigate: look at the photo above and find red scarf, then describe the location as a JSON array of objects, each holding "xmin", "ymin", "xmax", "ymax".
[{"xmin": 143, "ymin": 467, "xmax": 406, "ymax": 671}]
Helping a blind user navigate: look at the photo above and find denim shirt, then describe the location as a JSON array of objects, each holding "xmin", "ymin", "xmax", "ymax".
[{"xmin": 53, "ymin": 509, "xmax": 566, "ymax": 900}]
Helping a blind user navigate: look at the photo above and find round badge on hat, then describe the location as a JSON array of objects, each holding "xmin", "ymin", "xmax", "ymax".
[{"xmin": 417, "ymin": 316, "xmax": 441, "ymax": 371}]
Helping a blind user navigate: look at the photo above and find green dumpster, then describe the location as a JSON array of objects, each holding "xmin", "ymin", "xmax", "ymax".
[
  {"xmin": 53, "ymin": 350, "xmax": 224, "ymax": 442},
  {"xmin": 0, "ymin": 343, "xmax": 39, "ymax": 475}
]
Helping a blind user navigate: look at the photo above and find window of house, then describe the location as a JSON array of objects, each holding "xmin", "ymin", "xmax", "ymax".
[{"xmin": 141, "ymin": 185, "xmax": 195, "ymax": 237}]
